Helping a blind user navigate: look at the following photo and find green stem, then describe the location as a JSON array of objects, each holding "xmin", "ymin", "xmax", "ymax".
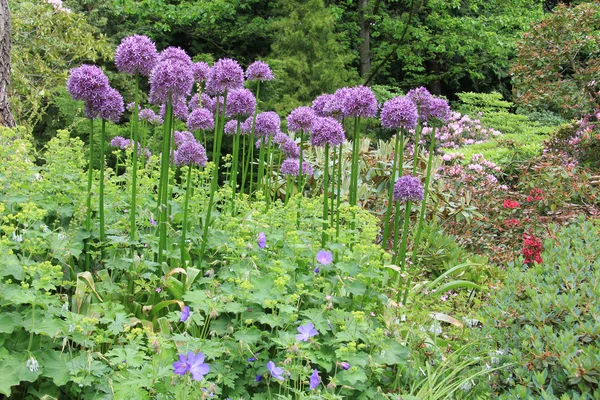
[
  {"xmin": 181, "ymin": 165, "xmax": 193, "ymax": 265},
  {"xmin": 335, "ymin": 140, "xmax": 343, "ymax": 239},
  {"xmin": 230, "ymin": 123, "xmax": 241, "ymax": 215},
  {"xmin": 330, "ymin": 145, "xmax": 337, "ymax": 227},
  {"xmin": 240, "ymin": 133, "xmax": 247, "ymax": 194},
  {"xmin": 99, "ymin": 119, "xmax": 106, "ymax": 259},
  {"xmin": 248, "ymin": 81, "xmax": 261, "ymax": 195},
  {"xmin": 85, "ymin": 118, "xmax": 94, "ymax": 271},
  {"xmin": 322, "ymin": 143, "xmax": 330, "ymax": 246},
  {"xmin": 395, "ymin": 200, "xmax": 412, "ymax": 296},
  {"xmin": 382, "ymin": 131, "xmax": 403, "ymax": 249},
  {"xmin": 296, "ymin": 130, "xmax": 304, "ymax": 229},
  {"xmin": 349, "ymin": 117, "xmax": 360, "ymax": 206},
  {"xmin": 264, "ymin": 136, "xmax": 273, "ymax": 211},
  {"xmin": 412, "ymin": 123, "xmax": 422, "ymax": 174},
  {"xmin": 157, "ymin": 97, "xmax": 173, "ymax": 263},
  {"xmin": 130, "ymin": 72, "xmax": 140, "ymax": 244}
]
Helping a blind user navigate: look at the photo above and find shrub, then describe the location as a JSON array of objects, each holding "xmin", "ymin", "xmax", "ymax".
[{"xmin": 479, "ymin": 216, "xmax": 600, "ymax": 398}]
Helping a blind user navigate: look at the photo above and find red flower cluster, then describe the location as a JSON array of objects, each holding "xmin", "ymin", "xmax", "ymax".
[
  {"xmin": 527, "ymin": 188, "xmax": 543, "ymax": 202},
  {"xmin": 522, "ymin": 234, "xmax": 543, "ymax": 264},
  {"xmin": 504, "ymin": 219, "xmax": 521, "ymax": 228},
  {"xmin": 503, "ymin": 199, "xmax": 520, "ymax": 209}
]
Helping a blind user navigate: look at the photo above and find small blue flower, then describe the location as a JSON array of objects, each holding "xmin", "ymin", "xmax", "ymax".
[
  {"xmin": 309, "ymin": 369, "xmax": 320, "ymax": 390},
  {"xmin": 180, "ymin": 306, "xmax": 190, "ymax": 322},
  {"xmin": 296, "ymin": 321, "xmax": 319, "ymax": 342},
  {"xmin": 316, "ymin": 250, "xmax": 333, "ymax": 265},
  {"xmin": 257, "ymin": 232, "xmax": 266, "ymax": 249},
  {"xmin": 267, "ymin": 361, "xmax": 284, "ymax": 381},
  {"xmin": 313, "ymin": 266, "xmax": 320, "ymax": 274},
  {"xmin": 172, "ymin": 351, "xmax": 210, "ymax": 381},
  {"xmin": 339, "ymin": 361, "xmax": 350, "ymax": 370},
  {"xmin": 255, "ymin": 374, "xmax": 263, "ymax": 382}
]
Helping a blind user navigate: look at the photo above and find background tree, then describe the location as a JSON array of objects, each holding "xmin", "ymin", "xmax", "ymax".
[{"xmin": 0, "ymin": 0, "xmax": 15, "ymax": 127}]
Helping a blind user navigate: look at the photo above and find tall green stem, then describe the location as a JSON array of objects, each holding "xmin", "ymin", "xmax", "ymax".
[
  {"xmin": 296, "ymin": 130, "xmax": 305, "ymax": 229},
  {"xmin": 157, "ymin": 97, "xmax": 173, "ymax": 263},
  {"xmin": 264, "ymin": 136, "xmax": 273, "ymax": 211},
  {"xmin": 335, "ymin": 140, "xmax": 343, "ymax": 239},
  {"xmin": 330, "ymin": 145, "xmax": 337, "ymax": 227},
  {"xmin": 394, "ymin": 200, "xmax": 412, "ymax": 290},
  {"xmin": 99, "ymin": 119, "xmax": 106, "ymax": 259},
  {"xmin": 247, "ymin": 81, "xmax": 260, "ymax": 195},
  {"xmin": 181, "ymin": 165, "xmax": 193, "ymax": 265},
  {"xmin": 230, "ymin": 122, "xmax": 241, "ymax": 215},
  {"xmin": 321, "ymin": 143, "xmax": 330, "ymax": 246},
  {"xmin": 130, "ymin": 72, "xmax": 140, "ymax": 243},
  {"xmin": 85, "ymin": 118, "xmax": 94, "ymax": 271},
  {"xmin": 382, "ymin": 131, "xmax": 403, "ymax": 249},
  {"xmin": 412, "ymin": 123, "xmax": 422, "ymax": 174},
  {"xmin": 349, "ymin": 117, "xmax": 360, "ymax": 206}
]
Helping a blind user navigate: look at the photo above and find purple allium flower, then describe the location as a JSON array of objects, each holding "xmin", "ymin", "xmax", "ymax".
[
  {"xmin": 139, "ymin": 108, "xmax": 157, "ymax": 122},
  {"xmin": 149, "ymin": 59, "xmax": 194, "ymax": 104},
  {"xmin": 380, "ymin": 96, "xmax": 419, "ymax": 130},
  {"xmin": 254, "ymin": 111, "xmax": 281, "ymax": 138},
  {"xmin": 98, "ymin": 87, "xmax": 125, "ymax": 123},
  {"xmin": 174, "ymin": 130, "xmax": 195, "ymax": 147},
  {"xmin": 126, "ymin": 102, "xmax": 141, "ymax": 112},
  {"xmin": 257, "ymin": 232, "xmax": 266, "ymax": 249},
  {"xmin": 312, "ymin": 93, "xmax": 336, "ymax": 118},
  {"xmin": 192, "ymin": 61, "xmax": 210, "ymax": 83},
  {"xmin": 110, "ymin": 136, "xmax": 128, "ymax": 148},
  {"xmin": 339, "ymin": 362, "xmax": 350, "ymax": 370},
  {"xmin": 296, "ymin": 322, "xmax": 318, "ymax": 341},
  {"xmin": 180, "ymin": 306, "xmax": 190, "ymax": 322},
  {"xmin": 225, "ymin": 88, "xmax": 256, "ymax": 119},
  {"xmin": 393, "ymin": 175, "xmax": 424, "ymax": 203},
  {"xmin": 205, "ymin": 58, "xmax": 244, "ymax": 95},
  {"xmin": 246, "ymin": 61, "xmax": 274, "ymax": 81},
  {"xmin": 158, "ymin": 46, "xmax": 193, "ymax": 68},
  {"xmin": 279, "ymin": 136, "xmax": 300, "ymax": 159},
  {"xmin": 187, "ymin": 108, "xmax": 215, "ymax": 131},
  {"xmin": 280, "ymin": 158, "xmax": 313, "ymax": 176},
  {"xmin": 340, "ymin": 85, "xmax": 378, "ymax": 118},
  {"xmin": 266, "ymin": 361, "xmax": 284, "ymax": 381},
  {"xmin": 406, "ymin": 87, "xmax": 434, "ymax": 121},
  {"xmin": 326, "ymin": 88, "xmax": 352, "ymax": 118},
  {"xmin": 316, "ymin": 250, "xmax": 333, "ymax": 265},
  {"xmin": 309, "ymin": 369, "xmax": 320, "ymax": 390},
  {"xmin": 427, "ymin": 97, "xmax": 451, "ymax": 123},
  {"xmin": 160, "ymin": 97, "xmax": 189, "ymax": 121},
  {"xmin": 224, "ymin": 120, "xmax": 238, "ymax": 135},
  {"xmin": 173, "ymin": 351, "xmax": 210, "ymax": 381},
  {"xmin": 241, "ymin": 116, "xmax": 253, "ymax": 134},
  {"xmin": 287, "ymin": 106, "xmax": 316, "ymax": 133},
  {"xmin": 310, "ymin": 117, "xmax": 345, "ymax": 147},
  {"xmin": 189, "ymin": 93, "xmax": 201, "ymax": 112},
  {"xmin": 174, "ymin": 140, "xmax": 207, "ymax": 168},
  {"xmin": 114, "ymin": 35, "xmax": 158, "ymax": 76},
  {"xmin": 66, "ymin": 64, "xmax": 109, "ymax": 102}
]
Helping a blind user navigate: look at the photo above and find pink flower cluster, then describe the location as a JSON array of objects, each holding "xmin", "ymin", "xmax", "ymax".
[{"xmin": 433, "ymin": 112, "xmax": 501, "ymax": 149}]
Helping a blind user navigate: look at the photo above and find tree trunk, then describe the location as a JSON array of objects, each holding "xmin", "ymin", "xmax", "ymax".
[
  {"xmin": 358, "ymin": 0, "xmax": 371, "ymax": 78},
  {"xmin": 0, "ymin": 0, "xmax": 15, "ymax": 128}
]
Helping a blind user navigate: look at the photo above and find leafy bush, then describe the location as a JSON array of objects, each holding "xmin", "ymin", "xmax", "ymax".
[{"xmin": 480, "ymin": 216, "xmax": 600, "ymax": 398}]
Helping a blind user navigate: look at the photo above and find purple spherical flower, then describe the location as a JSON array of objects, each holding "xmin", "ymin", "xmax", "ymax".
[
  {"xmin": 280, "ymin": 158, "xmax": 313, "ymax": 176},
  {"xmin": 393, "ymin": 175, "xmax": 424, "ymax": 203},
  {"xmin": 126, "ymin": 102, "xmax": 141, "ymax": 112},
  {"xmin": 180, "ymin": 306, "xmax": 190, "ymax": 322},
  {"xmin": 254, "ymin": 111, "xmax": 280, "ymax": 138},
  {"xmin": 312, "ymin": 93, "xmax": 336, "ymax": 118},
  {"xmin": 173, "ymin": 351, "xmax": 210, "ymax": 382},
  {"xmin": 174, "ymin": 140, "xmax": 207, "ymax": 168},
  {"xmin": 225, "ymin": 88, "xmax": 256, "ymax": 119},
  {"xmin": 149, "ymin": 59, "xmax": 194, "ymax": 104},
  {"xmin": 157, "ymin": 46, "xmax": 192, "ymax": 68},
  {"xmin": 273, "ymin": 131, "xmax": 288, "ymax": 145},
  {"xmin": 406, "ymin": 86, "xmax": 434, "ymax": 121},
  {"xmin": 246, "ymin": 61, "xmax": 274, "ymax": 81},
  {"xmin": 192, "ymin": 61, "xmax": 210, "ymax": 83},
  {"xmin": 66, "ymin": 64, "xmax": 109, "ymax": 101},
  {"xmin": 224, "ymin": 119, "xmax": 238, "ymax": 135},
  {"xmin": 189, "ymin": 93, "xmax": 201, "ymax": 112},
  {"xmin": 139, "ymin": 108, "xmax": 157, "ymax": 122},
  {"xmin": 241, "ymin": 116, "xmax": 253, "ymax": 134},
  {"xmin": 340, "ymin": 85, "xmax": 378, "ymax": 118},
  {"xmin": 187, "ymin": 108, "xmax": 215, "ymax": 131},
  {"xmin": 380, "ymin": 96, "xmax": 418, "ymax": 130},
  {"xmin": 316, "ymin": 250, "xmax": 333, "ymax": 265},
  {"xmin": 173, "ymin": 130, "xmax": 196, "ymax": 147},
  {"xmin": 310, "ymin": 117, "xmax": 345, "ymax": 147},
  {"xmin": 114, "ymin": 35, "xmax": 158, "ymax": 76},
  {"xmin": 309, "ymin": 369, "xmax": 320, "ymax": 390},
  {"xmin": 280, "ymin": 137, "xmax": 300, "ymax": 158},
  {"xmin": 257, "ymin": 231, "xmax": 266, "ymax": 249},
  {"xmin": 296, "ymin": 322, "xmax": 319, "ymax": 342},
  {"xmin": 110, "ymin": 136, "xmax": 128, "ymax": 149},
  {"xmin": 266, "ymin": 361, "xmax": 284, "ymax": 381},
  {"xmin": 205, "ymin": 58, "xmax": 244, "ymax": 95},
  {"xmin": 159, "ymin": 97, "xmax": 188, "ymax": 121},
  {"xmin": 97, "ymin": 87, "xmax": 124, "ymax": 122},
  {"xmin": 287, "ymin": 106, "xmax": 316, "ymax": 133},
  {"xmin": 427, "ymin": 97, "xmax": 451, "ymax": 123}
]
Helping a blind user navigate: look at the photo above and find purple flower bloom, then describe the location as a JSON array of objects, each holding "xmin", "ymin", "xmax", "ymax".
[
  {"xmin": 254, "ymin": 111, "xmax": 281, "ymax": 138},
  {"xmin": 157, "ymin": 46, "xmax": 193, "ymax": 68},
  {"xmin": 310, "ymin": 117, "xmax": 345, "ymax": 147},
  {"xmin": 255, "ymin": 374, "xmax": 263, "ymax": 382},
  {"xmin": 187, "ymin": 108, "xmax": 215, "ymax": 131},
  {"xmin": 393, "ymin": 175, "xmax": 424, "ymax": 203},
  {"xmin": 114, "ymin": 35, "xmax": 158, "ymax": 76},
  {"xmin": 266, "ymin": 361, "xmax": 284, "ymax": 381},
  {"xmin": 247, "ymin": 353, "xmax": 259, "ymax": 362},
  {"xmin": 126, "ymin": 102, "xmax": 140, "ymax": 112},
  {"xmin": 225, "ymin": 88, "xmax": 256, "ymax": 119},
  {"xmin": 98, "ymin": 87, "xmax": 125, "ymax": 123},
  {"xmin": 287, "ymin": 106, "xmax": 316, "ymax": 133},
  {"xmin": 139, "ymin": 108, "xmax": 157, "ymax": 122},
  {"xmin": 296, "ymin": 321, "xmax": 318, "ymax": 342},
  {"xmin": 66, "ymin": 64, "xmax": 109, "ymax": 102},
  {"xmin": 192, "ymin": 61, "xmax": 211, "ymax": 83},
  {"xmin": 174, "ymin": 140, "xmax": 208, "ymax": 168},
  {"xmin": 205, "ymin": 58, "xmax": 244, "ymax": 95},
  {"xmin": 279, "ymin": 136, "xmax": 300, "ymax": 159},
  {"xmin": 280, "ymin": 158, "xmax": 313, "ymax": 176},
  {"xmin": 309, "ymin": 369, "xmax": 320, "ymax": 390},
  {"xmin": 380, "ymin": 96, "xmax": 419, "ymax": 130},
  {"xmin": 316, "ymin": 250, "xmax": 333, "ymax": 265},
  {"xmin": 340, "ymin": 85, "xmax": 378, "ymax": 118},
  {"xmin": 173, "ymin": 351, "xmax": 210, "ymax": 381},
  {"xmin": 427, "ymin": 97, "xmax": 451, "ymax": 123},
  {"xmin": 224, "ymin": 120, "xmax": 238, "ymax": 135},
  {"xmin": 150, "ymin": 216, "xmax": 157, "ymax": 226},
  {"xmin": 180, "ymin": 306, "xmax": 190, "ymax": 322},
  {"xmin": 246, "ymin": 61, "xmax": 274, "ymax": 81},
  {"xmin": 312, "ymin": 93, "xmax": 336, "ymax": 118},
  {"xmin": 257, "ymin": 232, "xmax": 266, "ymax": 249},
  {"xmin": 339, "ymin": 362, "xmax": 350, "ymax": 370},
  {"xmin": 110, "ymin": 136, "xmax": 128, "ymax": 148},
  {"xmin": 173, "ymin": 130, "xmax": 195, "ymax": 147},
  {"xmin": 160, "ymin": 97, "xmax": 189, "ymax": 121},
  {"xmin": 406, "ymin": 87, "xmax": 434, "ymax": 121},
  {"xmin": 313, "ymin": 267, "xmax": 320, "ymax": 274},
  {"xmin": 241, "ymin": 116, "xmax": 253, "ymax": 134},
  {"xmin": 149, "ymin": 59, "xmax": 194, "ymax": 104}
]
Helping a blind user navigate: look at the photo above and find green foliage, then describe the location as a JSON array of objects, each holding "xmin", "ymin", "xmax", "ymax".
[
  {"xmin": 479, "ymin": 216, "xmax": 600, "ymax": 398},
  {"xmin": 455, "ymin": 91, "xmax": 512, "ymax": 113},
  {"xmin": 511, "ymin": 2, "xmax": 600, "ymax": 118}
]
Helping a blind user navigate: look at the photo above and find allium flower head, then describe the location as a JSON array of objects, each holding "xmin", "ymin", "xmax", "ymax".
[
  {"xmin": 174, "ymin": 130, "xmax": 195, "ymax": 147},
  {"xmin": 192, "ymin": 61, "xmax": 210, "ymax": 83},
  {"xmin": 340, "ymin": 85, "xmax": 378, "ymax": 118},
  {"xmin": 224, "ymin": 120, "xmax": 238, "ymax": 135},
  {"xmin": 309, "ymin": 369, "xmax": 320, "ymax": 390},
  {"xmin": 287, "ymin": 106, "xmax": 316, "ymax": 132},
  {"xmin": 312, "ymin": 93, "xmax": 336, "ymax": 117},
  {"xmin": 246, "ymin": 61, "xmax": 274, "ymax": 81},
  {"xmin": 160, "ymin": 97, "xmax": 189, "ymax": 121},
  {"xmin": 205, "ymin": 58, "xmax": 244, "ymax": 95},
  {"xmin": 427, "ymin": 97, "xmax": 451, "ymax": 123},
  {"xmin": 187, "ymin": 108, "xmax": 215, "ymax": 131},
  {"xmin": 226, "ymin": 88, "xmax": 256, "ymax": 119},
  {"xmin": 406, "ymin": 87, "xmax": 434, "ymax": 121},
  {"xmin": 139, "ymin": 108, "xmax": 157, "ymax": 123},
  {"xmin": 149, "ymin": 59, "xmax": 194, "ymax": 104},
  {"xmin": 97, "ymin": 87, "xmax": 124, "ymax": 122},
  {"xmin": 380, "ymin": 96, "xmax": 418, "ymax": 130},
  {"xmin": 280, "ymin": 158, "xmax": 313, "ymax": 176},
  {"xmin": 393, "ymin": 175, "xmax": 424, "ymax": 203},
  {"xmin": 173, "ymin": 351, "xmax": 210, "ymax": 381},
  {"xmin": 66, "ymin": 64, "xmax": 109, "ymax": 101},
  {"xmin": 110, "ymin": 136, "xmax": 128, "ymax": 149},
  {"xmin": 158, "ymin": 46, "xmax": 193, "ymax": 68},
  {"xmin": 266, "ymin": 361, "xmax": 284, "ymax": 381},
  {"xmin": 275, "ymin": 134, "xmax": 300, "ymax": 158},
  {"xmin": 254, "ymin": 111, "xmax": 281, "ymax": 138},
  {"xmin": 180, "ymin": 306, "xmax": 190, "ymax": 322},
  {"xmin": 326, "ymin": 88, "xmax": 351, "ymax": 118},
  {"xmin": 310, "ymin": 117, "xmax": 345, "ymax": 147},
  {"xmin": 296, "ymin": 322, "xmax": 319, "ymax": 341},
  {"xmin": 174, "ymin": 140, "xmax": 207, "ymax": 168},
  {"xmin": 126, "ymin": 102, "xmax": 140, "ymax": 112},
  {"xmin": 257, "ymin": 232, "xmax": 266, "ymax": 249},
  {"xmin": 316, "ymin": 250, "xmax": 333, "ymax": 265},
  {"xmin": 115, "ymin": 35, "xmax": 158, "ymax": 76}
]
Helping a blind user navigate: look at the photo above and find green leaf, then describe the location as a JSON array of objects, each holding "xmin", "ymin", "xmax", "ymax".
[
  {"xmin": 233, "ymin": 327, "xmax": 263, "ymax": 345},
  {"xmin": 40, "ymin": 351, "xmax": 70, "ymax": 386}
]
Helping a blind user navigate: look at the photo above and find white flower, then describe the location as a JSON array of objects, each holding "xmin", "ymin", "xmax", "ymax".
[
  {"xmin": 12, "ymin": 231, "xmax": 23, "ymax": 243},
  {"xmin": 26, "ymin": 357, "xmax": 39, "ymax": 372}
]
